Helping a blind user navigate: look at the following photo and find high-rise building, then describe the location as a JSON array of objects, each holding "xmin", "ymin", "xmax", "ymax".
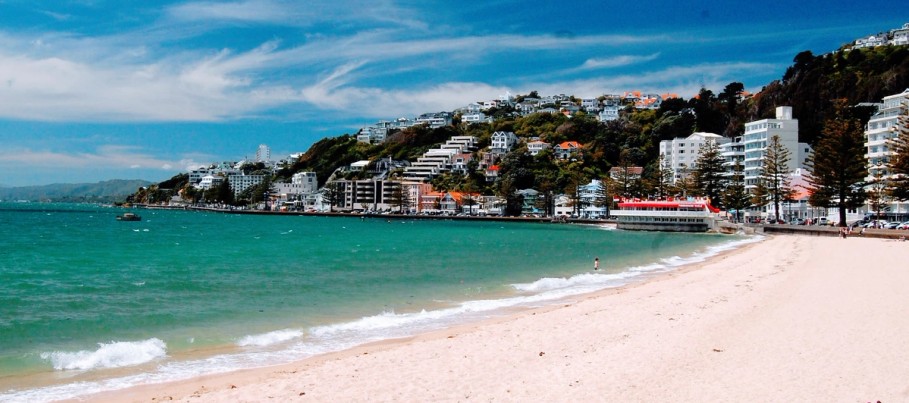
[
  {"xmin": 658, "ymin": 132, "xmax": 729, "ymax": 184},
  {"xmin": 864, "ymin": 89, "xmax": 909, "ymax": 180},
  {"xmin": 256, "ymin": 144, "xmax": 271, "ymax": 162},
  {"xmin": 742, "ymin": 106, "xmax": 811, "ymax": 190}
]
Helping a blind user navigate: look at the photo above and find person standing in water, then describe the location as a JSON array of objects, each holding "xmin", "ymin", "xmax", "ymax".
[{"xmin": 594, "ymin": 257, "xmax": 599, "ymax": 270}]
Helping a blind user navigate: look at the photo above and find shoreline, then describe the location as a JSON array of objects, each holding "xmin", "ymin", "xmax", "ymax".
[
  {"xmin": 79, "ymin": 233, "xmax": 909, "ymax": 402},
  {"xmin": 82, "ymin": 240, "xmax": 755, "ymax": 402}
]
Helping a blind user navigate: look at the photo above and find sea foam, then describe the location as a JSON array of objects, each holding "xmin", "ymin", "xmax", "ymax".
[
  {"xmin": 40, "ymin": 338, "xmax": 167, "ymax": 371},
  {"xmin": 237, "ymin": 329, "xmax": 304, "ymax": 347}
]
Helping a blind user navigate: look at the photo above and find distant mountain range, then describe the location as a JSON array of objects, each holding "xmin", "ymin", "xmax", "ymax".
[{"xmin": 0, "ymin": 179, "xmax": 152, "ymax": 202}]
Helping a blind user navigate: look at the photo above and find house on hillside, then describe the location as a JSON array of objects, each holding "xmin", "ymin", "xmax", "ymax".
[
  {"xmin": 491, "ymin": 131, "xmax": 519, "ymax": 153},
  {"xmin": 527, "ymin": 140, "xmax": 551, "ymax": 156},
  {"xmin": 555, "ymin": 141, "xmax": 583, "ymax": 160},
  {"xmin": 484, "ymin": 165, "xmax": 500, "ymax": 182}
]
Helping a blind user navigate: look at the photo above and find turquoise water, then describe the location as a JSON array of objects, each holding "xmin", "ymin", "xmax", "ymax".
[{"xmin": 0, "ymin": 202, "xmax": 753, "ymax": 401}]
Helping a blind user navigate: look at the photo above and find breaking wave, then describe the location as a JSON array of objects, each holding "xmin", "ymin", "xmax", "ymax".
[{"xmin": 40, "ymin": 338, "xmax": 167, "ymax": 371}]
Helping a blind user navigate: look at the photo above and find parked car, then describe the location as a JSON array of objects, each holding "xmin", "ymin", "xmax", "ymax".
[
  {"xmin": 884, "ymin": 221, "xmax": 901, "ymax": 229},
  {"xmin": 863, "ymin": 220, "xmax": 889, "ymax": 228},
  {"xmin": 896, "ymin": 221, "xmax": 909, "ymax": 230}
]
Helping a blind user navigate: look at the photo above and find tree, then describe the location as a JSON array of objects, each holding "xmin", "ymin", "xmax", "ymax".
[
  {"xmin": 215, "ymin": 177, "xmax": 234, "ymax": 205},
  {"xmin": 692, "ymin": 140, "xmax": 726, "ymax": 208},
  {"xmin": 753, "ymin": 135, "xmax": 794, "ymax": 222},
  {"xmin": 888, "ymin": 95, "xmax": 909, "ymax": 200},
  {"xmin": 866, "ymin": 168, "xmax": 889, "ymax": 226},
  {"xmin": 388, "ymin": 182, "xmax": 410, "ymax": 213},
  {"xmin": 322, "ymin": 181, "xmax": 343, "ymax": 212},
  {"xmin": 595, "ymin": 177, "xmax": 614, "ymax": 217},
  {"xmin": 654, "ymin": 154, "xmax": 675, "ymax": 199},
  {"xmin": 613, "ymin": 150, "xmax": 637, "ymax": 198},
  {"xmin": 460, "ymin": 193, "xmax": 479, "ymax": 215},
  {"xmin": 804, "ymin": 100, "xmax": 868, "ymax": 226},
  {"xmin": 722, "ymin": 160, "xmax": 750, "ymax": 223}
]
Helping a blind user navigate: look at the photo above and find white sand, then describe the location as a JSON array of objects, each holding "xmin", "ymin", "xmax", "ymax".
[{"xmin": 87, "ymin": 235, "xmax": 909, "ymax": 402}]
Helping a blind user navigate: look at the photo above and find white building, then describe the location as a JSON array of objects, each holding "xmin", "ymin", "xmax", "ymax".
[
  {"xmin": 188, "ymin": 163, "xmax": 240, "ymax": 185},
  {"xmin": 256, "ymin": 144, "xmax": 271, "ymax": 162},
  {"xmin": 196, "ymin": 175, "xmax": 223, "ymax": 190},
  {"xmin": 742, "ymin": 106, "xmax": 811, "ymax": 190},
  {"xmin": 598, "ymin": 105, "xmax": 620, "ymax": 122},
  {"xmin": 658, "ymin": 132, "xmax": 729, "ymax": 183},
  {"xmin": 527, "ymin": 140, "xmax": 550, "ymax": 156},
  {"xmin": 402, "ymin": 136, "xmax": 477, "ymax": 181},
  {"xmin": 719, "ymin": 136, "xmax": 745, "ymax": 172},
  {"xmin": 461, "ymin": 112, "xmax": 489, "ymax": 124},
  {"xmin": 490, "ymin": 131, "xmax": 518, "ymax": 153},
  {"xmin": 865, "ymin": 88, "xmax": 909, "ymax": 179},
  {"xmin": 291, "ymin": 171, "xmax": 319, "ymax": 194},
  {"xmin": 863, "ymin": 88, "xmax": 909, "ymax": 220},
  {"xmin": 416, "ymin": 112, "xmax": 452, "ymax": 128},
  {"xmin": 891, "ymin": 23, "xmax": 909, "ymax": 46},
  {"xmin": 227, "ymin": 174, "xmax": 266, "ymax": 197}
]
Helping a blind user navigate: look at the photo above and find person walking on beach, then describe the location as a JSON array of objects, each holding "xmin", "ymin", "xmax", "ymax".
[{"xmin": 594, "ymin": 257, "xmax": 600, "ymax": 271}]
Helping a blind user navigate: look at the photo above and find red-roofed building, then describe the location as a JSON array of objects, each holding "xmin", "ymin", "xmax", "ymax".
[
  {"xmin": 485, "ymin": 165, "xmax": 500, "ymax": 182},
  {"xmin": 555, "ymin": 141, "xmax": 583, "ymax": 160}
]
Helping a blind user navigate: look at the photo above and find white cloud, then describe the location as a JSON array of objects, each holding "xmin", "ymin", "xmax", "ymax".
[
  {"xmin": 0, "ymin": 145, "xmax": 204, "ymax": 172},
  {"xmin": 167, "ymin": 0, "xmax": 291, "ymax": 24},
  {"xmin": 165, "ymin": 0, "xmax": 428, "ymax": 30},
  {"xmin": 576, "ymin": 53, "xmax": 661, "ymax": 70}
]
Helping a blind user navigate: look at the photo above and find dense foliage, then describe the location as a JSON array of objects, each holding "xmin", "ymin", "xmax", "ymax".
[{"xmin": 804, "ymin": 100, "xmax": 869, "ymax": 226}]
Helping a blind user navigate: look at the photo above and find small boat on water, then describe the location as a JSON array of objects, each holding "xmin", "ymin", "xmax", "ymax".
[
  {"xmin": 116, "ymin": 212, "xmax": 142, "ymax": 221},
  {"xmin": 611, "ymin": 198, "xmax": 719, "ymax": 232}
]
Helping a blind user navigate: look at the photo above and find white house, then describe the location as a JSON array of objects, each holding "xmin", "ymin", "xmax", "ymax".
[
  {"xmin": 527, "ymin": 140, "xmax": 551, "ymax": 156},
  {"xmin": 598, "ymin": 105, "xmax": 620, "ymax": 122},
  {"xmin": 490, "ymin": 131, "xmax": 519, "ymax": 153},
  {"xmin": 461, "ymin": 112, "xmax": 489, "ymax": 124},
  {"xmin": 891, "ymin": 23, "xmax": 909, "ymax": 46}
]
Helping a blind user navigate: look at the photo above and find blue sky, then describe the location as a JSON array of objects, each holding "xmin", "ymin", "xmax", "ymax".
[{"xmin": 0, "ymin": 1, "xmax": 904, "ymax": 187}]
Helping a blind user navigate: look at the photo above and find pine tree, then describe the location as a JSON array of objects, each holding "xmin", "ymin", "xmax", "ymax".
[
  {"xmin": 388, "ymin": 182, "xmax": 410, "ymax": 213},
  {"xmin": 692, "ymin": 140, "xmax": 725, "ymax": 208},
  {"xmin": 804, "ymin": 100, "xmax": 868, "ymax": 226},
  {"xmin": 888, "ymin": 96, "xmax": 909, "ymax": 201},
  {"xmin": 722, "ymin": 160, "xmax": 750, "ymax": 223},
  {"xmin": 322, "ymin": 181, "xmax": 343, "ymax": 212},
  {"xmin": 595, "ymin": 177, "xmax": 614, "ymax": 217},
  {"xmin": 215, "ymin": 176, "xmax": 234, "ymax": 205},
  {"xmin": 754, "ymin": 135, "xmax": 794, "ymax": 222},
  {"xmin": 654, "ymin": 153, "xmax": 675, "ymax": 199}
]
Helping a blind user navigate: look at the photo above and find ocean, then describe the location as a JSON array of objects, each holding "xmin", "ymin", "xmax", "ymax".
[{"xmin": 0, "ymin": 202, "xmax": 757, "ymax": 401}]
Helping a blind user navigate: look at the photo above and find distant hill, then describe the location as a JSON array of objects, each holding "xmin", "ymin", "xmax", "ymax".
[{"xmin": 0, "ymin": 179, "xmax": 152, "ymax": 202}]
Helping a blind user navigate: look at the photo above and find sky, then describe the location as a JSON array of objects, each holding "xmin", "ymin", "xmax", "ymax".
[{"xmin": 0, "ymin": 1, "xmax": 904, "ymax": 187}]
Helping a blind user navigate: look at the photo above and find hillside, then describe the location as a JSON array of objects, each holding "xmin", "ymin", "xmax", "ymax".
[
  {"xmin": 0, "ymin": 179, "xmax": 152, "ymax": 202},
  {"xmin": 137, "ymin": 43, "xmax": 909, "ymax": 206},
  {"xmin": 752, "ymin": 45, "xmax": 909, "ymax": 145}
]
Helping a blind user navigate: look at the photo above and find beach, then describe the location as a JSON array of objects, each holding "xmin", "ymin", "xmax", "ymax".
[{"xmin": 85, "ymin": 234, "xmax": 909, "ymax": 402}]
